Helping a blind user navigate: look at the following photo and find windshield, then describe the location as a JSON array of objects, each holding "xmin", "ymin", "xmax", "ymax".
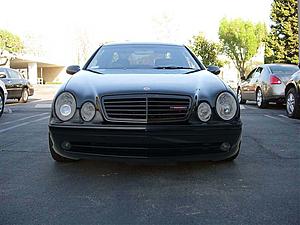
[
  {"xmin": 86, "ymin": 44, "xmax": 201, "ymax": 73},
  {"xmin": 269, "ymin": 65, "xmax": 299, "ymax": 76}
]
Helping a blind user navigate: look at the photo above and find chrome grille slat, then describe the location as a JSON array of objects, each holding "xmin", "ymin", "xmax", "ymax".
[
  {"xmin": 147, "ymin": 113, "xmax": 187, "ymax": 116},
  {"xmin": 104, "ymin": 101, "xmax": 146, "ymax": 104},
  {"xmin": 148, "ymin": 104, "xmax": 188, "ymax": 108},
  {"xmin": 106, "ymin": 109, "xmax": 146, "ymax": 111},
  {"xmin": 108, "ymin": 113, "xmax": 147, "ymax": 116},
  {"xmin": 106, "ymin": 105, "xmax": 144, "ymax": 108},
  {"xmin": 102, "ymin": 94, "xmax": 191, "ymax": 123},
  {"xmin": 148, "ymin": 109, "xmax": 183, "ymax": 112},
  {"xmin": 148, "ymin": 101, "xmax": 189, "ymax": 103}
]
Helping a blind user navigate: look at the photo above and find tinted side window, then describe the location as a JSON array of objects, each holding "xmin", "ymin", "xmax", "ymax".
[
  {"xmin": 246, "ymin": 69, "xmax": 256, "ymax": 80},
  {"xmin": 253, "ymin": 67, "xmax": 263, "ymax": 78}
]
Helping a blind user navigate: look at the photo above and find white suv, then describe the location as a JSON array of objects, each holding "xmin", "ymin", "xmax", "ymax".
[{"xmin": 0, "ymin": 79, "xmax": 8, "ymax": 117}]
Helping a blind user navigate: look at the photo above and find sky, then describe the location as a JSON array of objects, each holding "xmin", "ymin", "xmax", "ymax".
[{"xmin": 0, "ymin": 0, "xmax": 273, "ymax": 65}]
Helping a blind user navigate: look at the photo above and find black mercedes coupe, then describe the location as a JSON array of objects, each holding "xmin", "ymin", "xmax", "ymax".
[{"xmin": 49, "ymin": 43, "xmax": 242, "ymax": 162}]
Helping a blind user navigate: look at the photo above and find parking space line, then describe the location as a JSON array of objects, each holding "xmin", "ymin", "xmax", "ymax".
[
  {"xmin": 29, "ymin": 99, "xmax": 46, "ymax": 103},
  {"xmin": 0, "ymin": 116, "xmax": 49, "ymax": 134},
  {"xmin": 278, "ymin": 114, "xmax": 289, "ymax": 119},
  {"xmin": 0, "ymin": 113, "xmax": 49, "ymax": 125},
  {"xmin": 244, "ymin": 105, "xmax": 258, "ymax": 110},
  {"xmin": 35, "ymin": 104, "xmax": 52, "ymax": 108},
  {"xmin": 264, "ymin": 114, "xmax": 286, "ymax": 123},
  {"xmin": 278, "ymin": 114, "xmax": 300, "ymax": 124}
]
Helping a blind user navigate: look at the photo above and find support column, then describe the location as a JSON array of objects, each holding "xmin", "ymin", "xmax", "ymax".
[{"xmin": 28, "ymin": 62, "xmax": 38, "ymax": 84}]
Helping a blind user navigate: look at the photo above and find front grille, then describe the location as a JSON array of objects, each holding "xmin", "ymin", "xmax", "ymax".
[{"xmin": 102, "ymin": 94, "xmax": 191, "ymax": 123}]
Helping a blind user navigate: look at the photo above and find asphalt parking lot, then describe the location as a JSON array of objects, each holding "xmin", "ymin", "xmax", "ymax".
[{"xmin": 0, "ymin": 85, "xmax": 299, "ymax": 225}]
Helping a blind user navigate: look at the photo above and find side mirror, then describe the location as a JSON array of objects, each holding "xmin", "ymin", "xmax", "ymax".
[
  {"xmin": 0, "ymin": 72, "xmax": 7, "ymax": 78},
  {"xmin": 207, "ymin": 65, "xmax": 220, "ymax": 75},
  {"xmin": 66, "ymin": 65, "xmax": 80, "ymax": 75}
]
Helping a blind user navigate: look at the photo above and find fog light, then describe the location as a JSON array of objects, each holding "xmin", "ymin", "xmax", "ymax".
[
  {"xmin": 61, "ymin": 141, "xmax": 71, "ymax": 150},
  {"xmin": 220, "ymin": 142, "xmax": 231, "ymax": 152}
]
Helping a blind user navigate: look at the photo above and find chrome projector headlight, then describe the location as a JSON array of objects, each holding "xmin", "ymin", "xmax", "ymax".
[
  {"xmin": 216, "ymin": 92, "xmax": 237, "ymax": 120},
  {"xmin": 55, "ymin": 92, "xmax": 76, "ymax": 121},
  {"xmin": 197, "ymin": 102, "xmax": 212, "ymax": 122},
  {"xmin": 80, "ymin": 102, "xmax": 96, "ymax": 122}
]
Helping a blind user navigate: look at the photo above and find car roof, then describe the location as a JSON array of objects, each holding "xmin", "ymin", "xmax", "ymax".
[
  {"xmin": 103, "ymin": 42, "xmax": 184, "ymax": 47},
  {"xmin": 262, "ymin": 63, "xmax": 298, "ymax": 68},
  {"xmin": 0, "ymin": 67, "xmax": 18, "ymax": 72}
]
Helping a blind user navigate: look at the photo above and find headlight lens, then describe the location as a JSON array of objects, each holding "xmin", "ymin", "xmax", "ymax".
[
  {"xmin": 197, "ymin": 102, "xmax": 212, "ymax": 122},
  {"xmin": 216, "ymin": 92, "xmax": 237, "ymax": 120},
  {"xmin": 80, "ymin": 102, "xmax": 96, "ymax": 122},
  {"xmin": 55, "ymin": 92, "xmax": 76, "ymax": 121}
]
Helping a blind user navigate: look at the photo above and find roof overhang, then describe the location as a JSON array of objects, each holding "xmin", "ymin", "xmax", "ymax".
[{"xmin": 10, "ymin": 55, "xmax": 65, "ymax": 68}]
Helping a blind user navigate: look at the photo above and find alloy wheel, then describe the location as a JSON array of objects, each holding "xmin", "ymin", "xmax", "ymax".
[
  {"xmin": 0, "ymin": 94, "xmax": 3, "ymax": 114},
  {"xmin": 23, "ymin": 89, "xmax": 28, "ymax": 101},
  {"xmin": 256, "ymin": 90, "xmax": 262, "ymax": 107},
  {"xmin": 237, "ymin": 89, "xmax": 242, "ymax": 103},
  {"xmin": 286, "ymin": 92, "xmax": 295, "ymax": 115},
  {"xmin": 20, "ymin": 88, "xmax": 29, "ymax": 103}
]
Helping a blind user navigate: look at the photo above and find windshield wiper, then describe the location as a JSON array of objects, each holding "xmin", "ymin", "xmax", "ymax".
[
  {"xmin": 185, "ymin": 69, "xmax": 202, "ymax": 74},
  {"xmin": 153, "ymin": 66, "xmax": 195, "ymax": 70},
  {"xmin": 85, "ymin": 68, "xmax": 103, "ymax": 74}
]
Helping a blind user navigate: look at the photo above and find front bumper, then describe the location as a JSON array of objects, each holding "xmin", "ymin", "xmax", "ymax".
[
  {"xmin": 49, "ymin": 121, "xmax": 242, "ymax": 162},
  {"xmin": 28, "ymin": 87, "xmax": 34, "ymax": 96},
  {"xmin": 265, "ymin": 84, "xmax": 285, "ymax": 101},
  {"xmin": 4, "ymin": 92, "xmax": 7, "ymax": 103}
]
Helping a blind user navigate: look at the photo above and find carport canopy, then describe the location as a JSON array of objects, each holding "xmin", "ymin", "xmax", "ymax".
[{"xmin": 10, "ymin": 56, "xmax": 66, "ymax": 84}]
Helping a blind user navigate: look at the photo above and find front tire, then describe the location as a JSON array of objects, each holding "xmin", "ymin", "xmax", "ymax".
[
  {"xmin": 0, "ymin": 91, "xmax": 4, "ymax": 118},
  {"xmin": 256, "ymin": 88, "xmax": 268, "ymax": 108},
  {"xmin": 19, "ymin": 88, "xmax": 29, "ymax": 103},
  {"xmin": 286, "ymin": 88, "xmax": 300, "ymax": 118}
]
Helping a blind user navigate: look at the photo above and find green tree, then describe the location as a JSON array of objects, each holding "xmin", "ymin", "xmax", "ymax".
[
  {"xmin": 189, "ymin": 33, "xmax": 224, "ymax": 67},
  {"xmin": 218, "ymin": 18, "xmax": 266, "ymax": 78},
  {"xmin": 0, "ymin": 29, "xmax": 24, "ymax": 53},
  {"xmin": 265, "ymin": 0, "xmax": 298, "ymax": 64}
]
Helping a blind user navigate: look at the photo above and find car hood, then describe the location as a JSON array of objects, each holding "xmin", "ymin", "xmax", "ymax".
[{"xmin": 63, "ymin": 70, "xmax": 228, "ymax": 106}]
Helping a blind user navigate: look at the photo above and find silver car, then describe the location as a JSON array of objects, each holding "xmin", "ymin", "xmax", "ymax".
[
  {"xmin": 237, "ymin": 64, "xmax": 299, "ymax": 108},
  {"xmin": 0, "ymin": 79, "xmax": 8, "ymax": 117}
]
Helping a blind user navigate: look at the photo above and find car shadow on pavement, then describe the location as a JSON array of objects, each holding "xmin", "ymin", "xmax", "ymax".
[
  {"xmin": 246, "ymin": 102, "xmax": 285, "ymax": 110},
  {"xmin": 50, "ymin": 159, "xmax": 239, "ymax": 178}
]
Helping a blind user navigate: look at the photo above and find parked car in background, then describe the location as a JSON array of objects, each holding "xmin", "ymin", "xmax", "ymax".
[
  {"xmin": 49, "ymin": 42, "xmax": 242, "ymax": 162},
  {"xmin": 285, "ymin": 69, "xmax": 300, "ymax": 118},
  {"xmin": 0, "ymin": 80, "xmax": 8, "ymax": 117},
  {"xmin": 224, "ymin": 79, "xmax": 238, "ymax": 91},
  {"xmin": 237, "ymin": 64, "xmax": 299, "ymax": 108},
  {"xmin": 0, "ymin": 67, "xmax": 34, "ymax": 103}
]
